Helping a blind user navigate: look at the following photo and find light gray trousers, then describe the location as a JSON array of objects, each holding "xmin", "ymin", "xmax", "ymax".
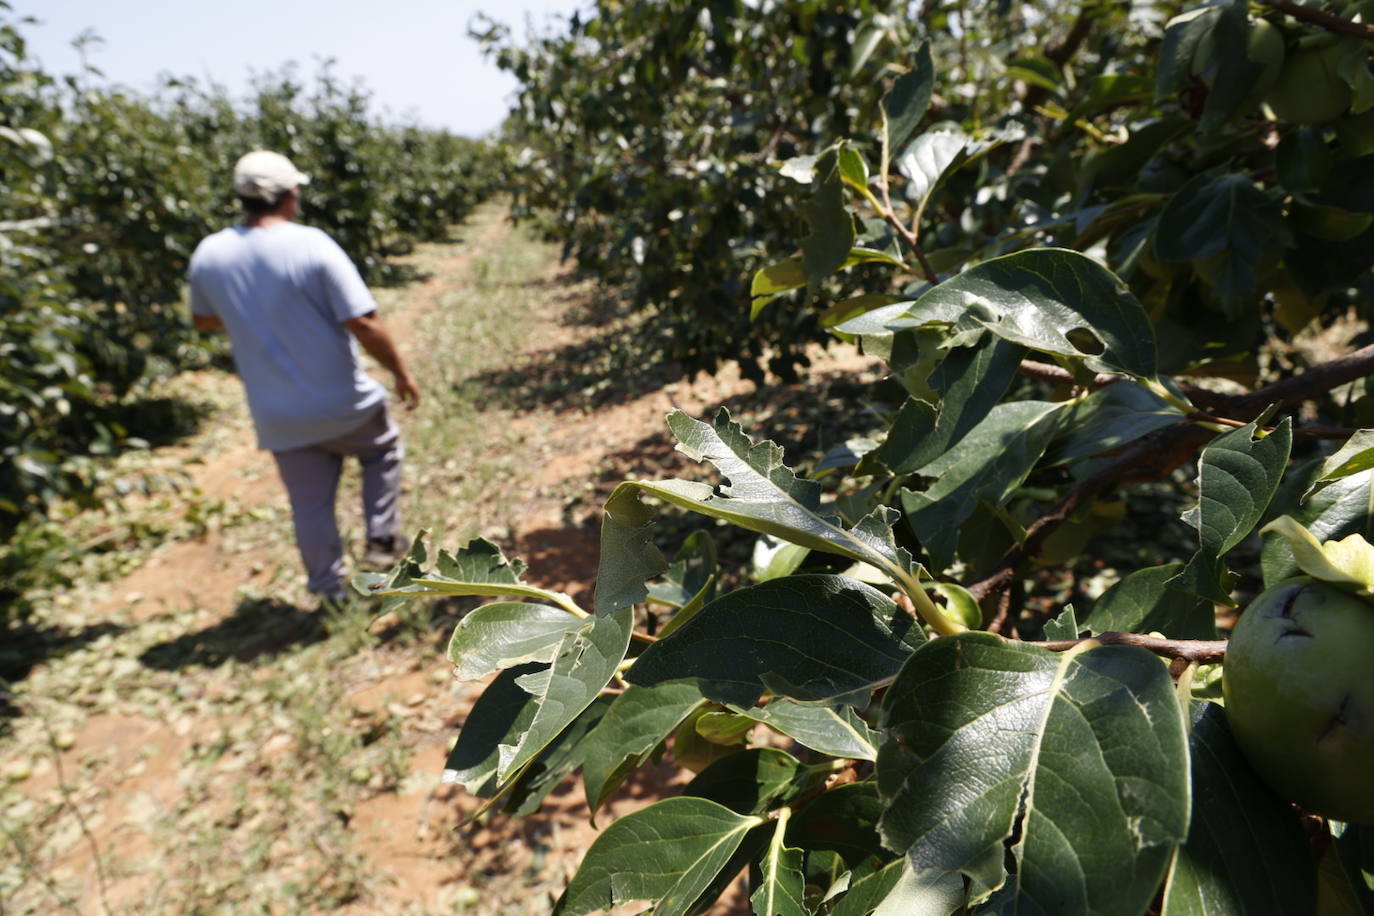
[{"xmin": 271, "ymin": 405, "xmax": 403, "ymax": 596}]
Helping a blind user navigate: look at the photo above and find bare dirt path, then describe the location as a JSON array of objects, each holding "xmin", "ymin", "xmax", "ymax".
[{"xmin": 0, "ymin": 202, "xmax": 883, "ymax": 914}]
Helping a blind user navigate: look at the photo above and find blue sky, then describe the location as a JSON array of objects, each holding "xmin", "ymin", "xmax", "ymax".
[{"xmin": 17, "ymin": 1, "xmax": 584, "ymax": 137}]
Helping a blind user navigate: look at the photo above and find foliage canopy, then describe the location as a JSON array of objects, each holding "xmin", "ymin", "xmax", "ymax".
[{"xmin": 387, "ymin": 1, "xmax": 1374, "ymax": 913}]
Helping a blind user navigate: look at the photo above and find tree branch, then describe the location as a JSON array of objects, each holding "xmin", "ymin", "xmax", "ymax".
[
  {"xmin": 1019, "ymin": 344, "xmax": 1374, "ymax": 421},
  {"xmin": 966, "ymin": 421, "xmax": 1215, "ymax": 601},
  {"xmin": 1260, "ymin": 0, "xmax": 1374, "ymax": 41},
  {"xmin": 1040, "ymin": 631, "xmax": 1228, "ymax": 663},
  {"xmin": 1221, "ymin": 342, "xmax": 1374, "ymax": 416},
  {"xmin": 970, "ymin": 345, "xmax": 1374, "ymax": 601},
  {"xmin": 1023, "ymin": 4, "xmax": 1099, "ymax": 110}
]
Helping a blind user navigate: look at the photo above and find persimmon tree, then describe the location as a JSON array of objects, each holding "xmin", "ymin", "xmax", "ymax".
[
  {"xmin": 0, "ymin": 7, "xmax": 499, "ymax": 612},
  {"xmin": 370, "ymin": 1, "xmax": 1374, "ymax": 913}
]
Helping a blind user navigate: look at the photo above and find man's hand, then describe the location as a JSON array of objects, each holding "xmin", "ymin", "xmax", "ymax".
[
  {"xmin": 394, "ymin": 370, "xmax": 421, "ymax": 410},
  {"xmin": 344, "ymin": 312, "xmax": 420, "ymax": 410}
]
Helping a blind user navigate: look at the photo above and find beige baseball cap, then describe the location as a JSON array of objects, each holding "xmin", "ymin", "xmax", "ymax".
[{"xmin": 233, "ymin": 150, "xmax": 311, "ymax": 201}]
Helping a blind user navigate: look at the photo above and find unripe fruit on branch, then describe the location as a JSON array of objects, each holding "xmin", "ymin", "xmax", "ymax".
[
  {"xmin": 1223, "ymin": 579, "xmax": 1374, "ymax": 823},
  {"xmin": 1265, "ymin": 45, "xmax": 1353, "ymax": 124}
]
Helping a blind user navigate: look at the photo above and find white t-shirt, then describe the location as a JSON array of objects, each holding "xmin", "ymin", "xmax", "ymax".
[{"xmin": 189, "ymin": 223, "xmax": 387, "ymax": 451}]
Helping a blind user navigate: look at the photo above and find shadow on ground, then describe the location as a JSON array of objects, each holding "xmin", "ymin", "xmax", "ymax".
[
  {"xmin": 138, "ymin": 597, "xmax": 328, "ymax": 670},
  {"xmin": 104, "ymin": 395, "xmax": 218, "ymax": 449},
  {"xmin": 463, "ymin": 278, "xmax": 689, "ymax": 413},
  {"xmin": 0, "ymin": 620, "xmax": 131, "ymax": 735}
]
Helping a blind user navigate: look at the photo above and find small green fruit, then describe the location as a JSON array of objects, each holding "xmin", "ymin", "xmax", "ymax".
[
  {"xmin": 1223, "ymin": 579, "xmax": 1374, "ymax": 823},
  {"xmin": 1243, "ymin": 19, "xmax": 1287, "ymax": 106},
  {"xmin": 1265, "ymin": 46, "xmax": 1353, "ymax": 123}
]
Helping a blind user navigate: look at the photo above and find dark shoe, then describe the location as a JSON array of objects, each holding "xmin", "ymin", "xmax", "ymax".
[
  {"xmin": 317, "ymin": 586, "xmax": 351, "ymax": 614},
  {"xmin": 362, "ymin": 535, "xmax": 412, "ymax": 569}
]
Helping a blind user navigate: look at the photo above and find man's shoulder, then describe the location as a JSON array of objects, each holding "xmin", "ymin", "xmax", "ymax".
[{"xmin": 190, "ymin": 227, "xmax": 241, "ymax": 269}]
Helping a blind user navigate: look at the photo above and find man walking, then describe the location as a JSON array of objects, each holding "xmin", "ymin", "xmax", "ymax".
[{"xmin": 189, "ymin": 150, "xmax": 420, "ymax": 604}]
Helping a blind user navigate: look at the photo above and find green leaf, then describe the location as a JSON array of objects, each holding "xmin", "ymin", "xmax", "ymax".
[
  {"xmin": 674, "ymin": 706, "xmax": 748, "ymax": 773},
  {"xmin": 445, "ymin": 601, "xmax": 583, "ymax": 681},
  {"xmin": 495, "ymin": 606, "xmax": 634, "ymax": 784},
  {"xmin": 627, "ymin": 575, "xmax": 923, "ymax": 708},
  {"xmin": 838, "ymin": 146, "xmax": 870, "ymax": 195},
  {"xmin": 1006, "ymin": 55, "xmax": 1062, "ymax": 92},
  {"xmin": 501, "ymin": 696, "xmax": 611, "ymax": 817},
  {"xmin": 444, "ymin": 663, "xmax": 543, "ymax": 796},
  {"xmin": 736, "ymin": 699, "xmax": 880, "ymax": 761},
  {"xmin": 1046, "ymin": 383, "xmax": 1182, "ymax": 466},
  {"xmin": 1154, "ymin": 173, "xmax": 1286, "ymax": 316},
  {"xmin": 1042, "ymin": 604, "xmax": 1079, "ymax": 641},
  {"xmin": 896, "ymin": 129, "xmax": 968, "ymax": 229},
  {"xmin": 1161, "ymin": 702, "xmax": 1316, "ymax": 915},
  {"xmin": 850, "ymin": 20, "xmax": 886, "ymax": 77},
  {"xmin": 902, "ymin": 248, "xmax": 1158, "ymax": 378},
  {"xmin": 872, "ymin": 863, "xmax": 965, "ymax": 916},
  {"xmin": 1276, "ymin": 127, "xmax": 1333, "ymax": 194},
  {"xmin": 683, "ymin": 748, "xmax": 803, "ymax": 815},
  {"xmin": 779, "ymin": 155, "xmax": 819, "ymax": 184},
  {"xmin": 801, "ymin": 152, "xmax": 855, "ymax": 296},
  {"xmin": 1260, "ymin": 516, "xmax": 1374, "ymax": 594},
  {"xmin": 350, "ymin": 534, "xmax": 430, "ymax": 611},
  {"xmin": 751, "ymin": 256, "xmax": 808, "ymax": 316},
  {"xmin": 901, "ymin": 401, "xmax": 1064, "ymax": 569},
  {"xmin": 788, "ymin": 782, "xmax": 887, "ymax": 870},
  {"xmin": 1083, "ymin": 564, "xmax": 1217, "ymax": 640},
  {"xmin": 831, "ymin": 860, "xmax": 905, "ymax": 916},
  {"xmin": 1262, "ymin": 466, "xmax": 1374, "ymax": 587},
  {"xmin": 358, "ymin": 535, "xmax": 581, "ymax": 613},
  {"xmin": 615, "ymin": 410, "xmax": 921, "ymax": 589},
  {"xmin": 552, "ymin": 797, "xmax": 765, "ymax": 916},
  {"xmin": 820, "ymin": 294, "xmax": 910, "ymax": 330},
  {"xmin": 580, "ymin": 682, "xmax": 705, "ymax": 818},
  {"xmin": 751, "ymin": 534, "xmax": 810, "ymax": 583},
  {"xmin": 1156, "ymin": 7, "xmax": 1223, "ymax": 100},
  {"xmin": 597, "ymin": 482, "xmax": 669, "ymax": 616},
  {"xmin": 882, "ymin": 43, "xmax": 934, "ymax": 163},
  {"xmin": 1333, "ymin": 823, "xmax": 1374, "ymax": 910},
  {"xmin": 868, "ymin": 335, "xmax": 1023, "ymax": 475},
  {"xmin": 1292, "ymin": 201, "xmax": 1374, "ymax": 242},
  {"xmin": 1197, "ymin": 2, "xmax": 1266, "ymax": 134},
  {"xmin": 1306, "ymin": 430, "xmax": 1374, "ymax": 499},
  {"xmin": 751, "ymin": 812, "xmax": 809, "ymax": 916},
  {"xmin": 878, "ymin": 634, "xmax": 1190, "ymax": 915},
  {"xmin": 1173, "ymin": 420, "xmax": 1292, "ymax": 605},
  {"xmin": 646, "ymin": 530, "xmax": 717, "ymax": 610}
]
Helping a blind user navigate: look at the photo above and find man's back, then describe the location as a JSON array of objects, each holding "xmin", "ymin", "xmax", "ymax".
[{"xmin": 189, "ymin": 222, "xmax": 385, "ymax": 451}]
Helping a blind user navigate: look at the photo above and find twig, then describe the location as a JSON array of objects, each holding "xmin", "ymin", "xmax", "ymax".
[
  {"xmin": 1040, "ymin": 631, "xmax": 1228, "ymax": 664},
  {"xmin": 1022, "ymin": 4, "xmax": 1101, "ymax": 111},
  {"xmin": 1, "ymin": 821, "xmax": 83, "ymax": 914},
  {"xmin": 1260, "ymin": 0, "xmax": 1374, "ymax": 41},
  {"xmin": 1221, "ymin": 342, "xmax": 1374, "ymax": 415},
  {"xmin": 37, "ymin": 712, "xmax": 114, "ymax": 916},
  {"xmin": 1293, "ymin": 425, "xmax": 1362, "ymax": 441},
  {"xmin": 876, "ymin": 159, "xmax": 940, "ymax": 285},
  {"xmin": 966, "ymin": 421, "xmax": 1215, "ymax": 601},
  {"xmin": 970, "ymin": 345, "xmax": 1374, "ymax": 601}
]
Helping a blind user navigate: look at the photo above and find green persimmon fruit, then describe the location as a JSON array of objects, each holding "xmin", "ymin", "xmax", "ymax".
[
  {"xmin": 1223, "ymin": 579, "xmax": 1374, "ymax": 823},
  {"xmin": 1266, "ymin": 45, "xmax": 1354, "ymax": 124},
  {"xmin": 1243, "ymin": 19, "xmax": 1286, "ymax": 105}
]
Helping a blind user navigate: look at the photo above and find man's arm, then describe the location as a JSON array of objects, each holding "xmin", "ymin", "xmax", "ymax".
[
  {"xmin": 193, "ymin": 314, "xmax": 224, "ymax": 331},
  {"xmin": 344, "ymin": 312, "xmax": 421, "ymax": 409}
]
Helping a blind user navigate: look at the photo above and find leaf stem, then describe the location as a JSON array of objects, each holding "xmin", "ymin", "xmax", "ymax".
[{"xmin": 893, "ymin": 566, "xmax": 966, "ymax": 637}]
